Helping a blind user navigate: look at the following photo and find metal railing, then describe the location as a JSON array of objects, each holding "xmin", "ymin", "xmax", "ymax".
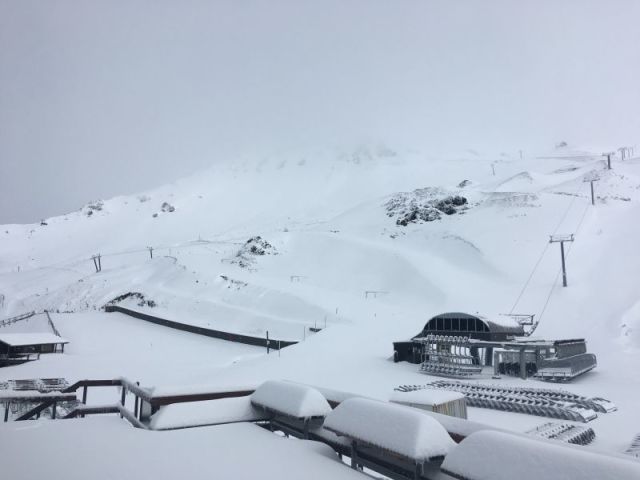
[{"xmin": 0, "ymin": 311, "xmax": 36, "ymax": 328}]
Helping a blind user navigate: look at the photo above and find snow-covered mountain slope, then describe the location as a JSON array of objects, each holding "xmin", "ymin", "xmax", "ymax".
[
  {"xmin": 2, "ymin": 145, "xmax": 640, "ymax": 451},
  {"xmin": 2, "ymin": 146, "xmax": 638, "ymax": 342}
]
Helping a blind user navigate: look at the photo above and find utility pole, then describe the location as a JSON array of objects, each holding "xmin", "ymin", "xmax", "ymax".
[
  {"xmin": 148, "ymin": 247, "xmax": 153, "ymax": 259},
  {"xmin": 603, "ymin": 152, "xmax": 614, "ymax": 170},
  {"xmin": 549, "ymin": 234, "xmax": 574, "ymax": 287},
  {"xmin": 583, "ymin": 176, "xmax": 599, "ymax": 206},
  {"xmin": 91, "ymin": 255, "xmax": 102, "ymax": 273},
  {"xmin": 618, "ymin": 146, "xmax": 633, "ymax": 161}
]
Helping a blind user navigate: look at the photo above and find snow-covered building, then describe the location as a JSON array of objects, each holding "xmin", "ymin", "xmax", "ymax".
[
  {"xmin": 390, "ymin": 389, "xmax": 467, "ymax": 419},
  {"xmin": 393, "ymin": 312, "xmax": 523, "ymax": 364},
  {"xmin": 0, "ymin": 333, "xmax": 68, "ymax": 366},
  {"xmin": 418, "ymin": 312, "xmax": 524, "ymax": 340}
]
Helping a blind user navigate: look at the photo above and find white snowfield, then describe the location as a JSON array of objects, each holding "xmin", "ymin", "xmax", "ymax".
[
  {"xmin": 0, "ymin": 417, "xmax": 365, "ymax": 480},
  {"xmin": 1, "ymin": 144, "xmax": 640, "ymax": 471},
  {"xmin": 324, "ymin": 397, "xmax": 456, "ymax": 460},
  {"xmin": 250, "ymin": 380, "xmax": 332, "ymax": 419},
  {"xmin": 442, "ymin": 430, "xmax": 640, "ymax": 480}
]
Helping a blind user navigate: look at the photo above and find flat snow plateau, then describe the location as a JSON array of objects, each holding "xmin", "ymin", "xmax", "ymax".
[
  {"xmin": 2, "ymin": 146, "xmax": 640, "ymax": 469},
  {"xmin": 0, "ymin": 417, "xmax": 363, "ymax": 480}
]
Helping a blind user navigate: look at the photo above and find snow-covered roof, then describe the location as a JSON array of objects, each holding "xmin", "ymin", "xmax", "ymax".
[
  {"xmin": 390, "ymin": 389, "xmax": 464, "ymax": 406},
  {"xmin": 476, "ymin": 314, "xmax": 523, "ymax": 332},
  {"xmin": 250, "ymin": 380, "xmax": 331, "ymax": 419},
  {"xmin": 324, "ymin": 397, "xmax": 456, "ymax": 461},
  {"xmin": 419, "ymin": 312, "xmax": 524, "ymax": 336},
  {"xmin": 441, "ymin": 430, "xmax": 640, "ymax": 480},
  {"xmin": 0, "ymin": 333, "xmax": 68, "ymax": 347}
]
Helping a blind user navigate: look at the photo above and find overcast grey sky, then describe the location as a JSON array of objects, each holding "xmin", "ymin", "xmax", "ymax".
[{"xmin": 2, "ymin": 0, "xmax": 640, "ymax": 224}]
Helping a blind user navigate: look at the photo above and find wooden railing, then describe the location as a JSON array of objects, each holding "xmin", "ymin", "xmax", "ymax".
[{"xmin": 12, "ymin": 378, "xmax": 254, "ymax": 428}]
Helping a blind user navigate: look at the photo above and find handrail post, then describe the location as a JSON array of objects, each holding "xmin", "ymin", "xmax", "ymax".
[
  {"xmin": 120, "ymin": 386, "xmax": 126, "ymax": 418},
  {"xmin": 133, "ymin": 381, "xmax": 140, "ymax": 418},
  {"xmin": 81, "ymin": 385, "xmax": 88, "ymax": 418}
]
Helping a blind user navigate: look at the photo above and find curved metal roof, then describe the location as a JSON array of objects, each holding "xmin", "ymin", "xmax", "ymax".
[{"xmin": 420, "ymin": 312, "xmax": 524, "ymax": 336}]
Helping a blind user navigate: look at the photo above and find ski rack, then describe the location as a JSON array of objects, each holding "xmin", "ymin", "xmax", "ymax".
[
  {"xmin": 395, "ymin": 381, "xmax": 617, "ymax": 423},
  {"xmin": 418, "ymin": 335, "xmax": 482, "ymax": 378},
  {"xmin": 527, "ymin": 422, "xmax": 596, "ymax": 446}
]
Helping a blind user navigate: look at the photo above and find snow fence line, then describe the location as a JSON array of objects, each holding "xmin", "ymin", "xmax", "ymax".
[
  {"xmin": 250, "ymin": 380, "xmax": 332, "ymax": 419},
  {"xmin": 324, "ymin": 397, "xmax": 456, "ymax": 462},
  {"xmin": 441, "ymin": 430, "xmax": 640, "ymax": 480},
  {"xmin": 104, "ymin": 305, "xmax": 297, "ymax": 349}
]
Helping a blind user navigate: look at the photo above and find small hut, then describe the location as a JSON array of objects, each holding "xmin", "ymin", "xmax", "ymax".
[
  {"xmin": 0, "ymin": 333, "xmax": 68, "ymax": 366},
  {"xmin": 390, "ymin": 389, "xmax": 467, "ymax": 419}
]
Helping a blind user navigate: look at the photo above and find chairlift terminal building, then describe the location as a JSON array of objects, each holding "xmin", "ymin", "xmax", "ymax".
[
  {"xmin": 393, "ymin": 312, "xmax": 596, "ymax": 380},
  {"xmin": 393, "ymin": 312, "xmax": 524, "ymax": 365}
]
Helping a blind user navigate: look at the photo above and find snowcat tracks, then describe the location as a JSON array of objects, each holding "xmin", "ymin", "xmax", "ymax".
[
  {"xmin": 419, "ymin": 361, "xmax": 482, "ymax": 378},
  {"xmin": 527, "ymin": 422, "xmax": 596, "ymax": 445},
  {"xmin": 396, "ymin": 381, "xmax": 617, "ymax": 423}
]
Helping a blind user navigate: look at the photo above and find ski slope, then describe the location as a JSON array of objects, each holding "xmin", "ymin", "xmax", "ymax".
[{"xmin": 1, "ymin": 145, "xmax": 640, "ymax": 453}]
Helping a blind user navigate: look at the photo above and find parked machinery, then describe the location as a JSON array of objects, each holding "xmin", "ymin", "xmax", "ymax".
[
  {"xmin": 418, "ymin": 335, "xmax": 483, "ymax": 378},
  {"xmin": 494, "ymin": 349, "xmax": 538, "ymax": 378},
  {"xmin": 494, "ymin": 339, "xmax": 597, "ymax": 381}
]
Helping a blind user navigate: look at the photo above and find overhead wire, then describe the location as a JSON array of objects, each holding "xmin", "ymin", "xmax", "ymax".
[
  {"xmin": 531, "ymin": 179, "xmax": 596, "ymax": 333},
  {"xmin": 509, "ymin": 179, "xmax": 587, "ymax": 315}
]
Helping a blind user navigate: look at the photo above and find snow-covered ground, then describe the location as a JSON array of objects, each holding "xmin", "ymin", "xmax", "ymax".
[
  {"xmin": 1, "ymin": 145, "xmax": 640, "ymax": 463},
  {"xmin": 0, "ymin": 417, "xmax": 365, "ymax": 480}
]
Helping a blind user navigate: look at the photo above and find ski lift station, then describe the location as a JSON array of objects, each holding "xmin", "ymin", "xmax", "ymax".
[
  {"xmin": 393, "ymin": 312, "xmax": 524, "ymax": 365},
  {"xmin": 393, "ymin": 312, "xmax": 597, "ymax": 381}
]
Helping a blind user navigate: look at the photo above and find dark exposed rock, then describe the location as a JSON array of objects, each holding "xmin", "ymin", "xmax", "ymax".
[
  {"xmin": 230, "ymin": 236, "xmax": 277, "ymax": 268},
  {"xmin": 385, "ymin": 188, "xmax": 469, "ymax": 226},
  {"xmin": 104, "ymin": 292, "xmax": 156, "ymax": 309},
  {"xmin": 161, "ymin": 202, "xmax": 175, "ymax": 213},
  {"xmin": 84, "ymin": 200, "xmax": 104, "ymax": 217}
]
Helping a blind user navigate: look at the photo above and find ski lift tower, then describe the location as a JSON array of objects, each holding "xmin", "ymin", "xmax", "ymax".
[{"xmin": 549, "ymin": 234, "xmax": 574, "ymax": 287}]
